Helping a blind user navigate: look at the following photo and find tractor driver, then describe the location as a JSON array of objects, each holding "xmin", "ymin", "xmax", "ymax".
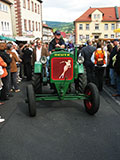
[{"xmin": 48, "ymin": 30, "xmax": 65, "ymax": 54}]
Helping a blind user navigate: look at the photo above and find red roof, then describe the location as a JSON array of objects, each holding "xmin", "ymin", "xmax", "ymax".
[
  {"xmin": 42, "ymin": 24, "xmax": 52, "ymax": 29},
  {"xmin": 75, "ymin": 7, "xmax": 120, "ymax": 22}
]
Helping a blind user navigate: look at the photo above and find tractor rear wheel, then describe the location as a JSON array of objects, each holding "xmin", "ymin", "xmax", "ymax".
[
  {"xmin": 75, "ymin": 71, "xmax": 87, "ymax": 93},
  {"xmin": 84, "ymin": 83, "xmax": 100, "ymax": 115},
  {"xmin": 26, "ymin": 84, "xmax": 36, "ymax": 117},
  {"xmin": 32, "ymin": 73, "xmax": 42, "ymax": 94}
]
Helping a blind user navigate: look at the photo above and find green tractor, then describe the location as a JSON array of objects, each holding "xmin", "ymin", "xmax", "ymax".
[{"xmin": 26, "ymin": 47, "xmax": 100, "ymax": 117}]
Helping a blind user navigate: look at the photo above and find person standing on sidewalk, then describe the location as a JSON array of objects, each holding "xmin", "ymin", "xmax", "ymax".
[
  {"xmin": 109, "ymin": 39, "xmax": 119, "ymax": 88},
  {"xmin": 0, "ymin": 42, "xmax": 11, "ymax": 101},
  {"xmin": 6, "ymin": 43, "xmax": 22, "ymax": 93},
  {"xmin": 112, "ymin": 47, "xmax": 120, "ymax": 97},
  {"xmin": 80, "ymin": 40, "xmax": 96, "ymax": 83},
  {"xmin": 91, "ymin": 41, "xmax": 107, "ymax": 91}
]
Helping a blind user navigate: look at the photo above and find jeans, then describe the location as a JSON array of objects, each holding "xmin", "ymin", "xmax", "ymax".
[
  {"xmin": 116, "ymin": 74, "xmax": 120, "ymax": 94},
  {"xmin": 11, "ymin": 72, "xmax": 18, "ymax": 90},
  {"xmin": 110, "ymin": 68, "xmax": 117, "ymax": 85}
]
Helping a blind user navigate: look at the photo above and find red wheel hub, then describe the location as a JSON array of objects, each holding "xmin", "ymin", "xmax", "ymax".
[{"xmin": 85, "ymin": 90, "xmax": 92, "ymax": 109}]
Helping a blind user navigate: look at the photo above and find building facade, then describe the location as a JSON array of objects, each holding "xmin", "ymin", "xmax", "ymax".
[
  {"xmin": 0, "ymin": 0, "xmax": 13, "ymax": 37},
  {"xmin": 42, "ymin": 23, "xmax": 53, "ymax": 43},
  {"xmin": 11, "ymin": 0, "xmax": 43, "ymax": 39},
  {"xmin": 74, "ymin": 7, "xmax": 120, "ymax": 44}
]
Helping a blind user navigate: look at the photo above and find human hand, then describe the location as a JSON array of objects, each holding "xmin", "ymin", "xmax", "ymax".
[{"xmin": 56, "ymin": 44, "xmax": 60, "ymax": 48}]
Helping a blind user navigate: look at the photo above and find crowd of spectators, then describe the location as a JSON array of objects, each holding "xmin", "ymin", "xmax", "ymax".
[
  {"xmin": 78, "ymin": 39, "xmax": 120, "ymax": 96},
  {"xmin": 0, "ymin": 39, "xmax": 49, "ymax": 122},
  {"xmin": 0, "ymin": 33, "xmax": 120, "ymax": 122}
]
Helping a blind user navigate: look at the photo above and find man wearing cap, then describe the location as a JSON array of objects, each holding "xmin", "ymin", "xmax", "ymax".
[
  {"xmin": 109, "ymin": 39, "xmax": 119, "ymax": 88},
  {"xmin": 48, "ymin": 30, "xmax": 65, "ymax": 54}
]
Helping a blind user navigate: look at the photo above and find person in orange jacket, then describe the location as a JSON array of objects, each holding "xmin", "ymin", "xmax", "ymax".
[{"xmin": 0, "ymin": 56, "xmax": 8, "ymax": 103}]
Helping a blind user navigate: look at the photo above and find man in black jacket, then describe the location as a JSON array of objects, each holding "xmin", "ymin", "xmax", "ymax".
[
  {"xmin": 48, "ymin": 30, "xmax": 65, "ymax": 54},
  {"xmin": 80, "ymin": 40, "xmax": 96, "ymax": 83},
  {"xmin": 22, "ymin": 44, "xmax": 33, "ymax": 81}
]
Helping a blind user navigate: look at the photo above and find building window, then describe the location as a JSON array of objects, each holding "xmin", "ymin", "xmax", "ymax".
[
  {"xmin": 104, "ymin": 24, "xmax": 108, "ymax": 30},
  {"xmin": 95, "ymin": 24, "xmax": 99, "ymax": 30},
  {"xmin": 24, "ymin": 19, "xmax": 27, "ymax": 31},
  {"xmin": 94, "ymin": 14, "xmax": 100, "ymax": 19},
  {"xmin": 31, "ymin": 1, "xmax": 34, "ymax": 12},
  {"xmin": 28, "ymin": 0, "xmax": 30, "ymax": 10},
  {"xmin": 3, "ymin": 4, "xmax": 5, "ymax": 11},
  {"xmin": 94, "ymin": 14, "xmax": 96, "ymax": 19},
  {"xmin": 79, "ymin": 35, "xmax": 83, "ymax": 40},
  {"xmin": 0, "ymin": 3, "xmax": 2, "ymax": 10},
  {"xmin": 32, "ymin": 21, "xmax": 34, "ymax": 31},
  {"xmin": 79, "ymin": 24, "xmax": 83, "ymax": 30},
  {"xmin": 1, "ymin": 21, "xmax": 4, "ymax": 31},
  {"xmin": 36, "ymin": 22, "xmax": 38, "ymax": 31},
  {"xmin": 38, "ymin": 5, "xmax": 40, "ymax": 14},
  {"xmin": 104, "ymin": 34, "xmax": 108, "ymax": 38},
  {"xmin": 4, "ymin": 22, "xmax": 7, "ymax": 30},
  {"xmin": 35, "ymin": 3, "xmax": 37, "ymax": 13},
  {"xmin": 7, "ymin": 22, "xmax": 9, "ymax": 31},
  {"xmin": 23, "ymin": 0, "xmax": 26, "ymax": 8},
  {"xmin": 86, "ymin": 35, "xmax": 89, "ymax": 40},
  {"xmin": 111, "ymin": 34, "xmax": 114, "ymax": 38},
  {"xmin": 28, "ymin": 20, "xmax": 31, "ymax": 31},
  {"xmin": 39, "ymin": 22, "xmax": 40, "ymax": 31},
  {"xmin": 111, "ymin": 24, "xmax": 115, "ymax": 30},
  {"xmin": 97, "ymin": 14, "xmax": 100, "ymax": 19},
  {"xmin": 86, "ymin": 24, "xmax": 89, "ymax": 30}
]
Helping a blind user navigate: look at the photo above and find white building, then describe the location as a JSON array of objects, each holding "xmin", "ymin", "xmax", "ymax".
[
  {"xmin": 0, "ymin": 0, "xmax": 13, "ymax": 37},
  {"xmin": 11, "ymin": 0, "xmax": 43, "ymax": 40},
  {"xmin": 74, "ymin": 6, "xmax": 120, "ymax": 44},
  {"xmin": 42, "ymin": 23, "xmax": 53, "ymax": 43}
]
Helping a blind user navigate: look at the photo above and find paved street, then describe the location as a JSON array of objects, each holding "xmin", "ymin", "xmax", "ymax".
[{"xmin": 0, "ymin": 81, "xmax": 120, "ymax": 160}]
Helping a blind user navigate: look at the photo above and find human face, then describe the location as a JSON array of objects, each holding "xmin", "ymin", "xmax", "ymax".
[
  {"xmin": 37, "ymin": 41, "xmax": 42, "ymax": 48},
  {"xmin": 55, "ymin": 34, "xmax": 61, "ymax": 40}
]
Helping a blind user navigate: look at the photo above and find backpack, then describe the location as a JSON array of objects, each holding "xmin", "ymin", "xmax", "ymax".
[{"xmin": 94, "ymin": 50, "xmax": 105, "ymax": 66}]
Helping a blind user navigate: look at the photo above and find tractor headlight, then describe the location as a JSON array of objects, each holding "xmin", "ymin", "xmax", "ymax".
[
  {"xmin": 40, "ymin": 56, "xmax": 47, "ymax": 64},
  {"xmin": 78, "ymin": 56, "xmax": 84, "ymax": 64}
]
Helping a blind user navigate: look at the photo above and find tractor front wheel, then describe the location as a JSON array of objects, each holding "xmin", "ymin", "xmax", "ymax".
[
  {"xmin": 26, "ymin": 84, "xmax": 36, "ymax": 117},
  {"xmin": 32, "ymin": 73, "xmax": 42, "ymax": 94},
  {"xmin": 84, "ymin": 83, "xmax": 100, "ymax": 115}
]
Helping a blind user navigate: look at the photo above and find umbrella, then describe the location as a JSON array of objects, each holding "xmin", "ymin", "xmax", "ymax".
[
  {"xmin": 0, "ymin": 36, "xmax": 16, "ymax": 41},
  {"xmin": 113, "ymin": 28, "xmax": 120, "ymax": 33}
]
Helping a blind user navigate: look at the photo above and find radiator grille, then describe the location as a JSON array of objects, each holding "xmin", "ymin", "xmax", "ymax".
[{"xmin": 51, "ymin": 57, "xmax": 73, "ymax": 80}]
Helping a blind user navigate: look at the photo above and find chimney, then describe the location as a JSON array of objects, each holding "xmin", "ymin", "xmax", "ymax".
[{"xmin": 115, "ymin": 6, "xmax": 119, "ymax": 19}]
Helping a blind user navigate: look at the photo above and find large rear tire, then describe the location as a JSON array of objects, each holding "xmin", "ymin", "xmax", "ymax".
[
  {"xmin": 32, "ymin": 73, "xmax": 42, "ymax": 94},
  {"xmin": 84, "ymin": 83, "xmax": 100, "ymax": 115},
  {"xmin": 26, "ymin": 84, "xmax": 36, "ymax": 117},
  {"xmin": 75, "ymin": 70, "xmax": 87, "ymax": 93}
]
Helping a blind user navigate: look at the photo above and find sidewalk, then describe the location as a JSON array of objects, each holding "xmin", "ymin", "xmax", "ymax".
[{"xmin": 103, "ymin": 84, "xmax": 120, "ymax": 106}]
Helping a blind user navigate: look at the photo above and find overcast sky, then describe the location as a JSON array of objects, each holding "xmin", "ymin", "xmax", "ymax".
[{"xmin": 42, "ymin": 0, "xmax": 120, "ymax": 22}]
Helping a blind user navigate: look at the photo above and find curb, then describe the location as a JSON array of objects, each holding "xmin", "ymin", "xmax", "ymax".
[{"xmin": 103, "ymin": 85, "xmax": 120, "ymax": 106}]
